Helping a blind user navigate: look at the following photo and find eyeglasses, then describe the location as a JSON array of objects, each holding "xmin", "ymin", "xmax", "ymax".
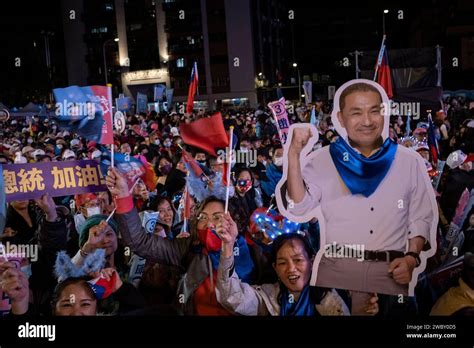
[{"xmin": 197, "ymin": 212, "xmax": 224, "ymax": 225}]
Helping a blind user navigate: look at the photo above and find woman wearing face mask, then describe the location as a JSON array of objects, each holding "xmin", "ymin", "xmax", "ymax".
[
  {"xmin": 72, "ymin": 193, "xmax": 103, "ymax": 233},
  {"xmin": 55, "ymin": 140, "xmax": 66, "ymax": 157},
  {"xmin": 229, "ymin": 168, "xmax": 263, "ymax": 233},
  {"xmin": 216, "ymin": 231, "xmax": 379, "ymax": 316},
  {"xmin": 155, "ymin": 155, "xmax": 186, "ymax": 198},
  {"xmin": 107, "ymin": 167, "xmax": 270, "ymax": 315}
]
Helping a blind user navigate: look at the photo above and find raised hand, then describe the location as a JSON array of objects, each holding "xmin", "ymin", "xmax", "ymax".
[
  {"xmin": 81, "ymin": 220, "xmax": 107, "ymax": 254},
  {"xmin": 0, "ymin": 262, "xmax": 29, "ymax": 314},
  {"xmin": 217, "ymin": 213, "xmax": 238, "ymax": 257},
  {"xmin": 106, "ymin": 167, "xmax": 129, "ymax": 199},
  {"xmin": 34, "ymin": 194, "xmax": 58, "ymax": 222},
  {"xmin": 288, "ymin": 126, "xmax": 313, "ymax": 156}
]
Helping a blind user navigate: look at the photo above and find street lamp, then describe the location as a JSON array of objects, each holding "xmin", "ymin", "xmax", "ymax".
[
  {"xmin": 293, "ymin": 62, "xmax": 301, "ymax": 102},
  {"xmin": 103, "ymin": 38, "xmax": 119, "ymax": 85}
]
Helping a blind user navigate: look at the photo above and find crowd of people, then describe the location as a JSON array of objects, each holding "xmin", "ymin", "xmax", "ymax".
[{"xmin": 0, "ymin": 93, "xmax": 473, "ymax": 317}]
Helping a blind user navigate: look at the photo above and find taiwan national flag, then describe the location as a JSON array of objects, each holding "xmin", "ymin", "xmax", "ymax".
[
  {"xmin": 186, "ymin": 62, "xmax": 198, "ymax": 114},
  {"xmin": 179, "ymin": 112, "xmax": 229, "ymax": 157},
  {"xmin": 375, "ymin": 38, "xmax": 394, "ymax": 99},
  {"xmin": 427, "ymin": 113, "xmax": 439, "ymax": 166},
  {"xmin": 87, "ymin": 272, "xmax": 117, "ymax": 299},
  {"xmin": 181, "ymin": 147, "xmax": 205, "ymax": 179},
  {"xmin": 53, "ymin": 85, "xmax": 114, "ymax": 144}
]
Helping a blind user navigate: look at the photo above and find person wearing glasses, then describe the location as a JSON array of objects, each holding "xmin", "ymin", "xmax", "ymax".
[{"xmin": 106, "ymin": 167, "xmax": 268, "ymax": 315}]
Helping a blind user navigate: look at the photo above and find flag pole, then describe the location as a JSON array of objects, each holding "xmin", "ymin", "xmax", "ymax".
[
  {"xmin": 111, "ymin": 144, "xmax": 115, "ymax": 168},
  {"xmin": 110, "ymin": 85, "xmax": 115, "ymax": 167},
  {"xmin": 224, "ymin": 126, "xmax": 234, "ymax": 214},
  {"xmin": 374, "ymin": 35, "xmax": 386, "ymax": 81}
]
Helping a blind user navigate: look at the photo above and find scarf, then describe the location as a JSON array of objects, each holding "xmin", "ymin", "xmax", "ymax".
[
  {"xmin": 329, "ymin": 137, "xmax": 397, "ymax": 197},
  {"xmin": 280, "ymin": 285, "xmax": 316, "ymax": 316},
  {"xmin": 198, "ymin": 228, "xmax": 255, "ymax": 283}
]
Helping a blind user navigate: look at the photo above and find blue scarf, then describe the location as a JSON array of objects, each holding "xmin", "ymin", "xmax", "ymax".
[
  {"xmin": 280, "ymin": 285, "xmax": 316, "ymax": 316},
  {"xmin": 208, "ymin": 235, "xmax": 255, "ymax": 284},
  {"xmin": 329, "ymin": 137, "xmax": 398, "ymax": 197}
]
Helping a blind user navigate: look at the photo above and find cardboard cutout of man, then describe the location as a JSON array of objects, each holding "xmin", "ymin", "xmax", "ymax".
[{"xmin": 276, "ymin": 79, "xmax": 438, "ymax": 309}]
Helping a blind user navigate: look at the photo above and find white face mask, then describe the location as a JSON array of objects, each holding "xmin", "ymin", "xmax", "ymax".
[
  {"xmin": 154, "ymin": 139, "xmax": 160, "ymax": 146},
  {"xmin": 273, "ymin": 157, "xmax": 283, "ymax": 167},
  {"xmin": 262, "ymin": 160, "xmax": 267, "ymax": 167},
  {"xmin": 27, "ymin": 138, "xmax": 33, "ymax": 144},
  {"xmin": 86, "ymin": 206, "xmax": 101, "ymax": 217},
  {"xmin": 56, "ymin": 144, "xmax": 63, "ymax": 150}
]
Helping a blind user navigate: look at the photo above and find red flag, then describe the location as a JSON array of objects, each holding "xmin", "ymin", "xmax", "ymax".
[
  {"xmin": 179, "ymin": 112, "xmax": 229, "ymax": 157},
  {"xmin": 186, "ymin": 62, "xmax": 198, "ymax": 114}
]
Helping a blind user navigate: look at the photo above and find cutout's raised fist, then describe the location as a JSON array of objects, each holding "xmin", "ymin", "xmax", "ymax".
[{"xmin": 289, "ymin": 126, "xmax": 313, "ymax": 156}]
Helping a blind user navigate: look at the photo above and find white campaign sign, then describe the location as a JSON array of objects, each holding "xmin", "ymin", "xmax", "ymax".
[{"xmin": 114, "ymin": 111, "xmax": 126, "ymax": 134}]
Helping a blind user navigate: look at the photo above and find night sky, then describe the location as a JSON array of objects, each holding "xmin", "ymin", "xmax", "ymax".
[{"xmin": 0, "ymin": 0, "xmax": 472, "ymax": 106}]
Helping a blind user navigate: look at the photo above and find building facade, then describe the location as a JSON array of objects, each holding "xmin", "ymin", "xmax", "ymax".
[{"xmin": 61, "ymin": 0, "xmax": 295, "ymax": 109}]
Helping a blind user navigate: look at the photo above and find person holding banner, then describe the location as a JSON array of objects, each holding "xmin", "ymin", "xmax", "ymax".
[{"xmin": 276, "ymin": 79, "xmax": 438, "ymax": 315}]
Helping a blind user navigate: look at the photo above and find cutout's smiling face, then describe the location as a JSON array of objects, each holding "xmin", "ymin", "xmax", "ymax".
[{"xmin": 337, "ymin": 90, "xmax": 384, "ymax": 151}]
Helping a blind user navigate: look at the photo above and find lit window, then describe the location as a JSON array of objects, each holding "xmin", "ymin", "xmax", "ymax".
[
  {"xmin": 99, "ymin": 27, "xmax": 108, "ymax": 33},
  {"xmin": 105, "ymin": 3, "xmax": 113, "ymax": 11},
  {"xmin": 176, "ymin": 58, "xmax": 184, "ymax": 68},
  {"xmin": 187, "ymin": 36, "xmax": 195, "ymax": 45}
]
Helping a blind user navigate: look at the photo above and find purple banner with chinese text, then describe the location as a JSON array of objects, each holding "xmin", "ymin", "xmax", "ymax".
[{"xmin": 3, "ymin": 160, "xmax": 107, "ymax": 202}]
